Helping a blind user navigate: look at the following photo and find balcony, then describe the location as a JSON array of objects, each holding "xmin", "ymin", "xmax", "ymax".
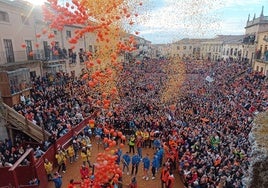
[
  {"xmin": 0, "ymin": 49, "xmax": 68, "ymax": 67},
  {"xmin": 255, "ymin": 59, "xmax": 268, "ymax": 64},
  {"xmin": 243, "ymin": 35, "xmax": 256, "ymax": 45},
  {"xmin": 255, "ymin": 51, "xmax": 268, "ymax": 63}
]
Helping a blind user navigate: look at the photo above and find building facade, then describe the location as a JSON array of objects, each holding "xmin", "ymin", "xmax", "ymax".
[
  {"xmin": 253, "ymin": 30, "xmax": 268, "ymax": 75},
  {"xmin": 243, "ymin": 6, "xmax": 268, "ymax": 65}
]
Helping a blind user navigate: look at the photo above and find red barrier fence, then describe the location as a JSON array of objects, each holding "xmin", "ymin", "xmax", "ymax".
[{"xmin": 0, "ymin": 117, "xmax": 91, "ymax": 188}]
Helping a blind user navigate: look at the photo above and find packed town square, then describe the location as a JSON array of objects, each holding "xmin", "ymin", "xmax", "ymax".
[
  {"xmin": 0, "ymin": 0, "xmax": 268, "ymax": 188},
  {"xmin": 0, "ymin": 56, "xmax": 266, "ymax": 188}
]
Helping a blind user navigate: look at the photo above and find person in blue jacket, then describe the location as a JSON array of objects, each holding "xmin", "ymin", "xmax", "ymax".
[
  {"xmin": 131, "ymin": 152, "xmax": 141, "ymax": 176},
  {"xmin": 115, "ymin": 148, "xmax": 122, "ymax": 165},
  {"xmin": 153, "ymin": 138, "xmax": 161, "ymax": 149},
  {"xmin": 52, "ymin": 172, "xmax": 62, "ymax": 188},
  {"xmin": 142, "ymin": 153, "xmax": 150, "ymax": 181},
  {"xmin": 156, "ymin": 147, "xmax": 164, "ymax": 167},
  {"xmin": 94, "ymin": 126, "xmax": 103, "ymax": 138},
  {"xmin": 151, "ymin": 154, "xmax": 160, "ymax": 179},
  {"xmin": 122, "ymin": 152, "xmax": 131, "ymax": 175}
]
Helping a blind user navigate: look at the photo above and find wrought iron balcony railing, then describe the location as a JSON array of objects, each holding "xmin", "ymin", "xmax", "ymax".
[{"xmin": 0, "ymin": 49, "xmax": 68, "ymax": 65}]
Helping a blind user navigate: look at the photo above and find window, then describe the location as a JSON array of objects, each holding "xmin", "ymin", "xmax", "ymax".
[
  {"xmin": 43, "ymin": 41, "xmax": 50, "ymax": 59},
  {"xmin": 234, "ymin": 48, "xmax": 237, "ymax": 56},
  {"xmin": 0, "ymin": 11, "xmax": 9, "ymax": 22},
  {"xmin": 189, "ymin": 46, "xmax": 192, "ymax": 50},
  {"xmin": 88, "ymin": 45, "xmax": 93, "ymax": 52},
  {"xmin": 256, "ymin": 66, "xmax": 259, "ymax": 71},
  {"xmin": 260, "ymin": 67, "xmax": 264, "ymax": 73},
  {"xmin": 54, "ymin": 30, "xmax": 58, "ymax": 35},
  {"xmin": 25, "ymin": 40, "xmax": 33, "ymax": 60},
  {"xmin": 3, "ymin": 39, "xmax": 14, "ymax": 62},
  {"xmin": 8, "ymin": 68, "xmax": 31, "ymax": 94},
  {"xmin": 183, "ymin": 46, "xmax": 186, "ymax": 50},
  {"xmin": 177, "ymin": 46, "xmax": 180, "ymax": 50},
  {"xmin": 66, "ymin": 30, "xmax": 71, "ymax": 38},
  {"xmin": 94, "ymin": 45, "xmax": 98, "ymax": 53},
  {"xmin": 230, "ymin": 48, "xmax": 233, "ymax": 56},
  {"xmin": 21, "ymin": 15, "xmax": 29, "ymax": 25}
]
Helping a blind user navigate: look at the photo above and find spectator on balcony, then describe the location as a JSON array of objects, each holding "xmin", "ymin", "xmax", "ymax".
[{"xmin": 34, "ymin": 146, "xmax": 45, "ymax": 159}]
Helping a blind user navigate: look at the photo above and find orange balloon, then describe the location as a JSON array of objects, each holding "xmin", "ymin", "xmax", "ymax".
[
  {"xmin": 107, "ymin": 111, "xmax": 113, "ymax": 117},
  {"xmin": 103, "ymin": 137, "xmax": 108, "ymax": 143},
  {"xmin": 88, "ymin": 81, "xmax": 95, "ymax": 88},
  {"xmin": 103, "ymin": 103, "xmax": 110, "ymax": 109},
  {"xmin": 117, "ymin": 131, "xmax": 122, "ymax": 137},
  {"xmin": 169, "ymin": 104, "xmax": 176, "ymax": 111},
  {"xmin": 102, "ymin": 92, "xmax": 108, "ymax": 98},
  {"xmin": 109, "ymin": 142, "xmax": 114, "ymax": 147},
  {"xmin": 42, "ymin": 29, "xmax": 47, "ymax": 35},
  {"xmin": 112, "ymin": 132, "xmax": 117, "ymax": 137},
  {"xmin": 96, "ymin": 59, "xmax": 102, "ymax": 64},
  {"xmin": 36, "ymin": 34, "xmax": 41, "ymax": 38}
]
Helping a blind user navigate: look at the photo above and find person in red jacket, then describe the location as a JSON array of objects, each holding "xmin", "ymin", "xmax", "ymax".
[
  {"xmin": 161, "ymin": 164, "xmax": 170, "ymax": 188},
  {"xmin": 80, "ymin": 165, "xmax": 89, "ymax": 180},
  {"xmin": 166, "ymin": 171, "xmax": 175, "ymax": 188},
  {"xmin": 67, "ymin": 179, "xmax": 76, "ymax": 188}
]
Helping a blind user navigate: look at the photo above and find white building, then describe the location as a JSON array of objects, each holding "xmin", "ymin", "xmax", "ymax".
[{"xmin": 221, "ymin": 35, "xmax": 244, "ymax": 61}]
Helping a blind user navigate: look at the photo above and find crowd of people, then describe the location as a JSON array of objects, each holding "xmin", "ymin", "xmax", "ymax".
[
  {"xmin": 0, "ymin": 55, "xmax": 267, "ymax": 188},
  {"xmin": 88, "ymin": 58, "xmax": 267, "ymax": 187}
]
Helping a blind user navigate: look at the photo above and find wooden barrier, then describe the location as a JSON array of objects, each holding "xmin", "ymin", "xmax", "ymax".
[{"xmin": 0, "ymin": 116, "xmax": 92, "ymax": 187}]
